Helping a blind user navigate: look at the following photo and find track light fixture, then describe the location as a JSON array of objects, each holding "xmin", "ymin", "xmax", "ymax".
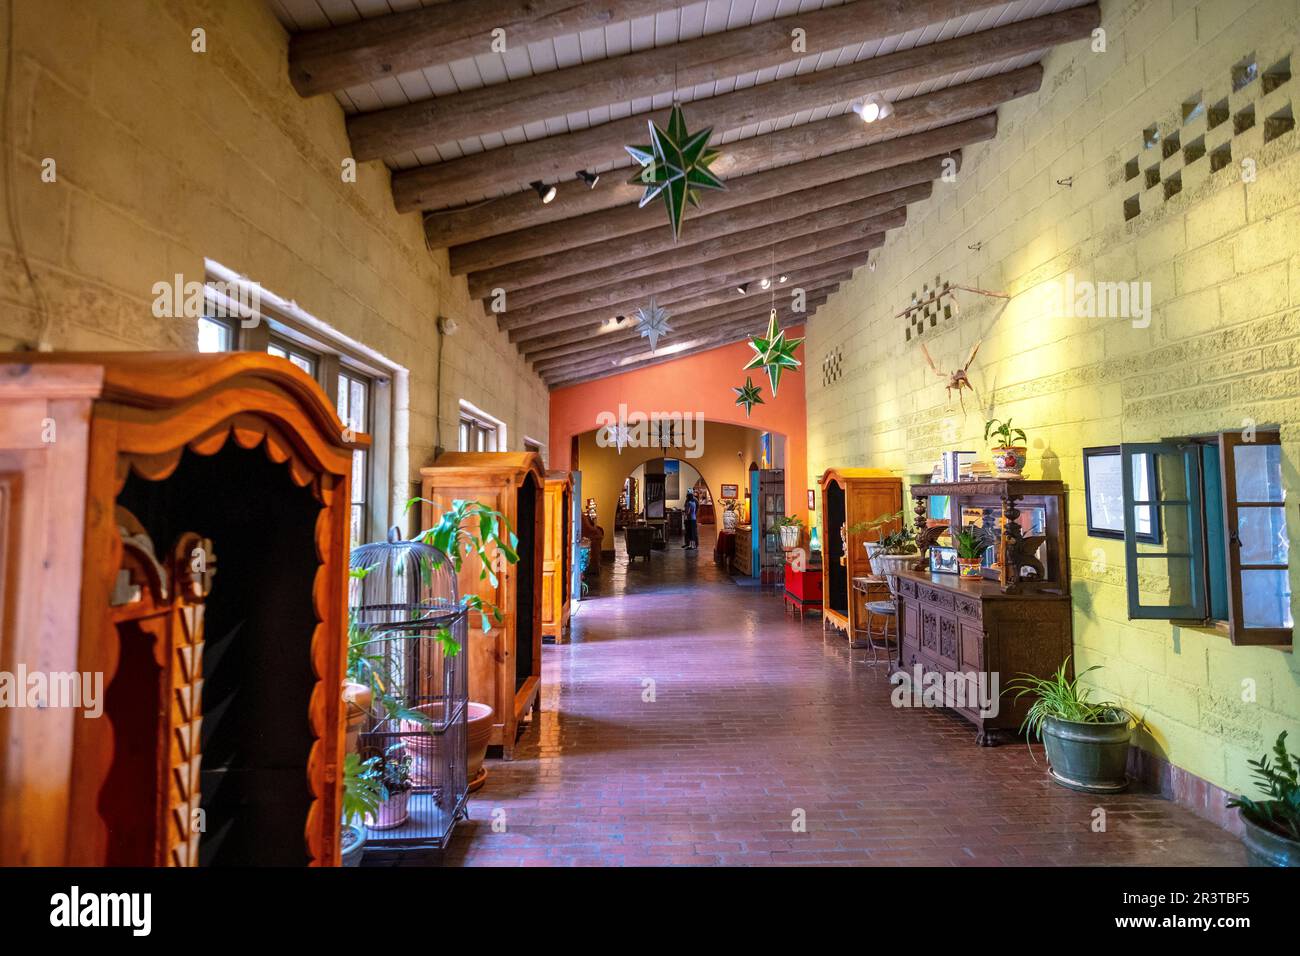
[
  {"xmin": 736, "ymin": 282, "xmax": 749, "ymax": 295},
  {"xmin": 778, "ymin": 275, "xmax": 788, "ymax": 284},
  {"xmin": 851, "ymin": 94, "xmax": 893, "ymax": 124},
  {"xmin": 531, "ymin": 180, "xmax": 557, "ymax": 204},
  {"xmin": 759, "ymin": 277, "xmax": 771, "ymax": 290},
  {"xmin": 576, "ymin": 169, "xmax": 600, "ymax": 189}
]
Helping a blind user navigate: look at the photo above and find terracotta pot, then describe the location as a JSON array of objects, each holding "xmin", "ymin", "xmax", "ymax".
[
  {"xmin": 958, "ymin": 558, "xmax": 982, "ymax": 577},
  {"xmin": 466, "ymin": 702, "xmax": 494, "ymax": 793},
  {"xmin": 366, "ymin": 789, "xmax": 411, "ymax": 830},
  {"xmin": 991, "ymin": 446, "xmax": 1027, "ymax": 477}
]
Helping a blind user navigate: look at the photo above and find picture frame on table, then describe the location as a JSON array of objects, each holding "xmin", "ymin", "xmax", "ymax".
[{"xmin": 930, "ymin": 545, "xmax": 959, "ymax": 575}]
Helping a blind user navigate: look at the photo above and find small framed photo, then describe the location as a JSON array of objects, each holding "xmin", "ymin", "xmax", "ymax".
[
  {"xmin": 720, "ymin": 483, "xmax": 739, "ymax": 499},
  {"xmin": 930, "ymin": 546, "xmax": 959, "ymax": 575},
  {"xmin": 807, "ymin": 488, "xmax": 816, "ymax": 510}
]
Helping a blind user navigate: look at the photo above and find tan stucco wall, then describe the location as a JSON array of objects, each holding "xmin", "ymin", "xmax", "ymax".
[
  {"xmin": 806, "ymin": 0, "xmax": 1300, "ymax": 794},
  {"xmin": 0, "ymin": 0, "xmax": 548, "ymax": 519}
]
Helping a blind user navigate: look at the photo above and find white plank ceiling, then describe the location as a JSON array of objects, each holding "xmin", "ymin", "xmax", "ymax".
[{"xmin": 269, "ymin": 0, "xmax": 1090, "ymax": 208}]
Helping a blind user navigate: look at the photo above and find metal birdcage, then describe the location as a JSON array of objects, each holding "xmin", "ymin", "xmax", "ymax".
[{"xmin": 348, "ymin": 527, "xmax": 468, "ymax": 852}]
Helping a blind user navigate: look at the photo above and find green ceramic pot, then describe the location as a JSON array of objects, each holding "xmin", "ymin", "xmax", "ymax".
[
  {"xmin": 1240, "ymin": 813, "xmax": 1300, "ymax": 867},
  {"xmin": 1042, "ymin": 712, "xmax": 1132, "ymax": 793}
]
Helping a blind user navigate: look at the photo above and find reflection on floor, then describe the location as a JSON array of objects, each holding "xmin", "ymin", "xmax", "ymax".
[{"xmin": 433, "ymin": 523, "xmax": 1244, "ymax": 866}]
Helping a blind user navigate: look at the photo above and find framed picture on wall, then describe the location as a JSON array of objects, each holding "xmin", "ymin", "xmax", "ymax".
[
  {"xmin": 807, "ymin": 489, "xmax": 816, "ymax": 510},
  {"xmin": 720, "ymin": 483, "xmax": 739, "ymax": 499},
  {"xmin": 1083, "ymin": 445, "xmax": 1162, "ymax": 543}
]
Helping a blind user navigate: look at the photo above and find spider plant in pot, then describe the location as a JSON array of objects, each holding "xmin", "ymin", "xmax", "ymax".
[
  {"xmin": 1227, "ymin": 731, "xmax": 1300, "ymax": 867},
  {"xmin": 366, "ymin": 743, "xmax": 414, "ymax": 831},
  {"xmin": 952, "ymin": 525, "xmax": 988, "ymax": 578},
  {"xmin": 852, "ymin": 510, "xmax": 918, "ymax": 577},
  {"xmin": 341, "ymin": 752, "xmax": 384, "ymax": 866},
  {"xmin": 773, "ymin": 515, "xmax": 803, "ymax": 549},
  {"xmin": 1007, "ymin": 658, "xmax": 1134, "ymax": 793},
  {"xmin": 984, "ymin": 417, "xmax": 1028, "ymax": 477}
]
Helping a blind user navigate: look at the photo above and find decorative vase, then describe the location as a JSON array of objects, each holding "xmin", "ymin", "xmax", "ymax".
[
  {"xmin": 991, "ymin": 446, "xmax": 1027, "ymax": 477},
  {"xmin": 1041, "ymin": 713, "xmax": 1132, "ymax": 793},
  {"xmin": 958, "ymin": 558, "xmax": 982, "ymax": 577},
  {"xmin": 367, "ymin": 789, "xmax": 411, "ymax": 830},
  {"xmin": 340, "ymin": 823, "xmax": 366, "ymax": 866},
  {"xmin": 1239, "ymin": 813, "xmax": 1300, "ymax": 867},
  {"xmin": 722, "ymin": 508, "xmax": 738, "ymax": 531},
  {"xmin": 779, "ymin": 525, "xmax": 801, "ymax": 549},
  {"xmin": 466, "ymin": 702, "xmax": 494, "ymax": 793}
]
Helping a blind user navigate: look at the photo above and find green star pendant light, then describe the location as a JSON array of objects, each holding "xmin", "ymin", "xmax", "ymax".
[
  {"xmin": 733, "ymin": 377, "xmax": 765, "ymax": 417},
  {"xmin": 743, "ymin": 309, "xmax": 804, "ymax": 397},
  {"xmin": 625, "ymin": 104, "xmax": 725, "ymax": 241}
]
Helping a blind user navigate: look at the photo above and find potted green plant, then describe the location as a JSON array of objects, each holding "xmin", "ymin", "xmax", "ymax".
[
  {"xmin": 952, "ymin": 525, "xmax": 987, "ymax": 578},
  {"xmin": 367, "ymin": 743, "xmax": 414, "ymax": 830},
  {"xmin": 984, "ymin": 417, "xmax": 1028, "ymax": 477},
  {"xmin": 1227, "ymin": 731, "xmax": 1300, "ymax": 867},
  {"xmin": 852, "ymin": 510, "xmax": 918, "ymax": 577},
  {"xmin": 773, "ymin": 515, "xmax": 803, "ymax": 549},
  {"xmin": 341, "ymin": 752, "xmax": 384, "ymax": 866},
  {"xmin": 1007, "ymin": 658, "xmax": 1134, "ymax": 793}
]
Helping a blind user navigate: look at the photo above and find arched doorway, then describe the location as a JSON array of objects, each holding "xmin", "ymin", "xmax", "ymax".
[{"xmin": 619, "ymin": 457, "xmax": 714, "ymax": 545}]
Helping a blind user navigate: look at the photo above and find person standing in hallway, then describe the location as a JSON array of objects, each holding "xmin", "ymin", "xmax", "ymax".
[{"xmin": 683, "ymin": 491, "xmax": 699, "ymax": 549}]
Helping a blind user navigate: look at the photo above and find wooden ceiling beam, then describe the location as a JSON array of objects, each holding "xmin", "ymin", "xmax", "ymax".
[
  {"xmin": 474, "ymin": 182, "xmax": 925, "ymax": 306},
  {"xmin": 349, "ymin": 0, "xmax": 1001, "ymax": 160},
  {"xmin": 392, "ymin": 6, "xmax": 1096, "ymax": 210},
  {"xmin": 450, "ymin": 114, "xmax": 991, "ymax": 275},
  {"xmin": 495, "ymin": 207, "xmax": 905, "ymax": 330},
  {"xmin": 545, "ymin": 309, "xmax": 821, "ymax": 389},
  {"xmin": 288, "ymin": 0, "xmax": 667, "ymax": 97},
  {"xmin": 511, "ymin": 243, "xmax": 878, "ymax": 345},
  {"xmin": 526, "ymin": 280, "xmax": 842, "ymax": 366},
  {"xmin": 533, "ymin": 291, "xmax": 834, "ymax": 376},
  {"xmin": 425, "ymin": 65, "xmax": 1040, "ymax": 249}
]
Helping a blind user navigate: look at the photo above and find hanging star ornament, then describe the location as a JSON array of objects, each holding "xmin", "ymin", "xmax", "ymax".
[
  {"xmin": 733, "ymin": 377, "xmax": 765, "ymax": 417},
  {"xmin": 743, "ymin": 309, "xmax": 804, "ymax": 397},
  {"xmin": 632, "ymin": 297, "xmax": 673, "ymax": 352},
  {"xmin": 625, "ymin": 104, "xmax": 725, "ymax": 241}
]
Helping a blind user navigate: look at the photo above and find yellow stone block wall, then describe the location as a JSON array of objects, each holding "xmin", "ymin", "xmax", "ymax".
[
  {"xmin": 807, "ymin": 0, "xmax": 1300, "ymax": 795},
  {"xmin": 0, "ymin": 0, "xmax": 549, "ymax": 510}
]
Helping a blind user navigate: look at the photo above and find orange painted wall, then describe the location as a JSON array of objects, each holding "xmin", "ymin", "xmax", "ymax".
[{"xmin": 548, "ymin": 329, "xmax": 808, "ymax": 522}]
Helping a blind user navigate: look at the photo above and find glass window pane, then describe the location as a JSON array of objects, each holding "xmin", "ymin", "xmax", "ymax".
[
  {"xmin": 459, "ymin": 422, "xmax": 470, "ymax": 452},
  {"xmin": 350, "ymin": 504, "xmax": 363, "ymax": 552},
  {"xmin": 1238, "ymin": 506, "xmax": 1290, "ymax": 565},
  {"xmin": 1233, "ymin": 443, "xmax": 1284, "ymax": 502},
  {"xmin": 268, "ymin": 343, "xmax": 288, "ymax": 358},
  {"xmin": 336, "ymin": 373, "xmax": 349, "ymax": 420},
  {"xmin": 197, "ymin": 317, "xmax": 232, "ymax": 352},
  {"xmin": 351, "ymin": 378, "xmax": 367, "ymax": 429},
  {"xmin": 1133, "ymin": 554, "xmax": 1199, "ymax": 609},
  {"xmin": 1241, "ymin": 569, "xmax": 1293, "ymax": 628},
  {"xmin": 352, "ymin": 450, "xmax": 366, "ymax": 505},
  {"xmin": 289, "ymin": 353, "xmax": 314, "ymax": 376}
]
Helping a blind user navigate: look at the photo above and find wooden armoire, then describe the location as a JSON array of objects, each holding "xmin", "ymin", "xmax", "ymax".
[
  {"xmin": 0, "ymin": 353, "xmax": 361, "ymax": 867},
  {"xmin": 542, "ymin": 470, "xmax": 572, "ymax": 644},
  {"xmin": 419, "ymin": 452, "xmax": 543, "ymax": 759},
  {"xmin": 818, "ymin": 468, "xmax": 902, "ymax": 641}
]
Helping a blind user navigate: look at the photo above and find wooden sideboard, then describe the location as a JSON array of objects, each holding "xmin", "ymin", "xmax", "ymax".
[{"xmin": 892, "ymin": 570, "xmax": 1073, "ymax": 745}]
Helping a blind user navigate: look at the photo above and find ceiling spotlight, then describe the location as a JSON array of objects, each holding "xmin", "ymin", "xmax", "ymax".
[
  {"xmin": 778, "ymin": 275, "xmax": 788, "ymax": 284},
  {"xmin": 531, "ymin": 180, "xmax": 557, "ymax": 204},
  {"xmin": 576, "ymin": 169, "xmax": 600, "ymax": 189},
  {"xmin": 851, "ymin": 94, "xmax": 893, "ymax": 124},
  {"xmin": 759, "ymin": 277, "xmax": 771, "ymax": 290},
  {"xmin": 868, "ymin": 258, "xmax": 876, "ymax": 272},
  {"xmin": 736, "ymin": 282, "xmax": 749, "ymax": 295}
]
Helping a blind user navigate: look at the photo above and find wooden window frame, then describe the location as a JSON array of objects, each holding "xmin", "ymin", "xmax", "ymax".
[{"xmin": 1121, "ymin": 430, "xmax": 1291, "ymax": 646}]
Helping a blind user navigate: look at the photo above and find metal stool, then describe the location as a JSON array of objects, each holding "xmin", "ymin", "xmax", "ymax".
[{"xmin": 853, "ymin": 574, "xmax": 899, "ymax": 666}]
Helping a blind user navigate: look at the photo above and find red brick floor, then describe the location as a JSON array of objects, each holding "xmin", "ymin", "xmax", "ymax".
[{"xmin": 441, "ymin": 527, "xmax": 1245, "ymax": 867}]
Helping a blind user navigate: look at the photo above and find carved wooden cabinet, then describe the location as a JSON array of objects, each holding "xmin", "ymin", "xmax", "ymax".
[
  {"xmin": 419, "ymin": 452, "xmax": 543, "ymax": 759},
  {"xmin": 893, "ymin": 479, "xmax": 1074, "ymax": 744},
  {"xmin": 542, "ymin": 470, "xmax": 572, "ymax": 644},
  {"xmin": 0, "ymin": 353, "xmax": 362, "ymax": 866},
  {"xmin": 818, "ymin": 468, "xmax": 902, "ymax": 640}
]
